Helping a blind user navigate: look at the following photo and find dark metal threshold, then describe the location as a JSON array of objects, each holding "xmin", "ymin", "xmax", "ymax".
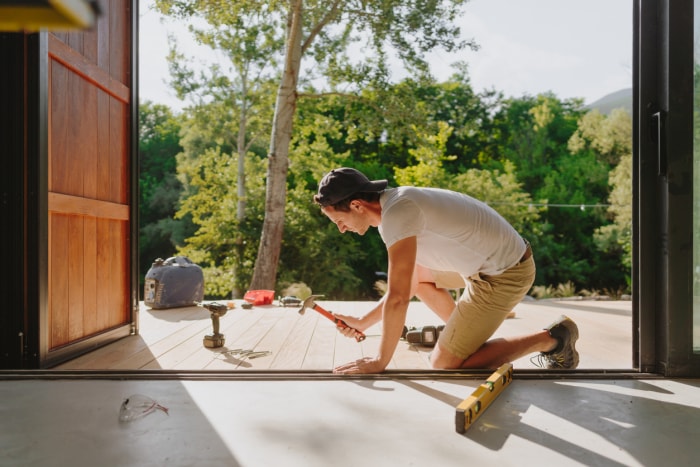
[{"xmin": 0, "ymin": 368, "xmax": 660, "ymax": 381}]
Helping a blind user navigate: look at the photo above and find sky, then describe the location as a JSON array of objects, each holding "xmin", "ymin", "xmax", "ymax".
[{"xmin": 138, "ymin": 0, "xmax": 633, "ymax": 112}]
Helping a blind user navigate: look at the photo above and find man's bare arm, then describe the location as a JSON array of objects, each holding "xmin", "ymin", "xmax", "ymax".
[{"xmin": 376, "ymin": 236, "xmax": 417, "ymax": 367}]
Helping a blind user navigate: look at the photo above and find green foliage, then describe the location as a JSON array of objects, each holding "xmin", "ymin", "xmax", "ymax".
[
  {"xmin": 152, "ymin": 0, "xmax": 280, "ymax": 296},
  {"xmin": 575, "ymin": 109, "xmax": 633, "ymax": 274},
  {"xmin": 574, "ymin": 109, "xmax": 633, "ymax": 281},
  {"xmin": 175, "ymin": 148, "xmax": 268, "ymax": 297},
  {"xmin": 393, "ymin": 121, "xmax": 454, "ymax": 187},
  {"xmin": 595, "ymin": 151, "xmax": 632, "ymax": 267},
  {"xmin": 140, "ymin": 62, "xmax": 633, "ymax": 299},
  {"xmin": 531, "ymin": 281, "xmax": 578, "ymax": 299},
  {"xmin": 138, "ymin": 102, "xmax": 195, "ymax": 287},
  {"xmin": 492, "ymin": 94, "xmax": 584, "ymax": 193},
  {"xmin": 479, "ymin": 93, "xmax": 630, "ymax": 290},
  {"xmin": 282, "ymin": 114, "xmax": 390, "ymax": 299},
  {"xmin": 392, "ymin": 121, "xmax": 542, "ymax": 237},
  {"xmin": 568, "ymin": 109, "xmax": 632, "ymax": 165},
  {"xmin": 156, "ymin": 0, "xmax": 478, "ymax": 290},
  {"xmin": 278, "ymin": 183, "xmax": 368, "ymax": 299},
  {"xmin": 139, "ymin": 102, "xmax": 182, "ymax": 225}
]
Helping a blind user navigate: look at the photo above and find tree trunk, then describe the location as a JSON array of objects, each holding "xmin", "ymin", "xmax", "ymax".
[
  {"xmin": 231, "ymin": 69, "xmax": 249, "ymax": 299},
  {"xmin": 249, "ymin": 0, "xmax": 303, "ymax": 290},
  {"xmin": 237, "ymin": 72, "xmax": 248, "ymax": 222}
]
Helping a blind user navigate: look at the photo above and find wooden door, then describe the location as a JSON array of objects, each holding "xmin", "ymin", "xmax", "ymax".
[{"xmin": 42, "ymin": 1, "xmax": 135, "ymax": 366}]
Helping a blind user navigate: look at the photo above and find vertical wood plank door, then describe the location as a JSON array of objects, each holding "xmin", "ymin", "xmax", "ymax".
[{"xmin": 45, "ymin": 1, "xmax": 133, "ymax": 361}]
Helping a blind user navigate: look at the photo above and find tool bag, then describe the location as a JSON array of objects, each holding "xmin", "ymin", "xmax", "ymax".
[{"xmin": 144, "ymin": 256, "xmax": 204, "ymax": 309}]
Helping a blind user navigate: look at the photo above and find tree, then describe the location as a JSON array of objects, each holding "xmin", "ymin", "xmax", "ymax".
[
  {"xmin": 476, "ymin": 93, "xmax": 629, "ymax": 288},
  {"xmin": 252, "ymin": 0, "xmax": 479, "ymax": 289},
  {"xmin": 175, "ymin": 145, "xmax": 269, "ymax": 296},
  {"xmin": 157, "ymin": 0, "xmax": 475, "ymax": 290},
  {"xmin": 281, "ymin": 94, "xmax": 397, "ymax": 298},
  {"xmin": 594, "ymin": 152, "xmax": 632, "ymax": 269},
  {"xmin": 393, "ymin": 121, "xmax": 541, "ymax": 238},
  {"xmin": 168, "ymin": 9, "xmax": 282, "ymax": 220},
  {"xmin": 571, "ymin": 109, "xmax": 633, "ymax": 283},
  {"xmin": 170, "ymin": 93, "xmax": 276, "ymax": 296},
  {"xmin": 156, "ymin": 0, "xmax": 282, "ymax": 295},
  {"xmin": 138, "ymin": 102, "xmax": 191, "ymax": 284},
  {"xmin": 393, "ymin": 121, "xmax": 455, "ymax": 187}
]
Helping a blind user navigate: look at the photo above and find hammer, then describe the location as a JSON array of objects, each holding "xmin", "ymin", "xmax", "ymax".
[{"xmin": 298, "ymin": 295, "xmax": 366, "ymax": 342}]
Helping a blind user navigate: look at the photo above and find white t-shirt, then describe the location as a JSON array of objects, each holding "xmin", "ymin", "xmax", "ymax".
[{"xmin": 378, "ymin": 187, "xmax": 526, "ymax": 276}]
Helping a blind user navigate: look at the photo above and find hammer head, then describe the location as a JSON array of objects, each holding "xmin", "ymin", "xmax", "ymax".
[{"xmin": 298, "ymin": 294, "xmax": 324, "ymax": 315}]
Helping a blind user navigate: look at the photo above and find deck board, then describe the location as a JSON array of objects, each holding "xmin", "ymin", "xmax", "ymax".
[
  {"xmin": 267, "ymin": 309, "xmax": 318, "ymax": 369},
  {"xmin": 301, "ymin": 318, "xmax": 337, "ymax": 370},
  {"xmin": 54, "ymin": 298, "xmax": 634, "ymax": 371}
]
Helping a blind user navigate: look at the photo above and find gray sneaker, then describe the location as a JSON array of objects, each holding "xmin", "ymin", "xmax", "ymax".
[{"xmin": 531, "ymin": 315, "xmax": 579, "ymax": 369}]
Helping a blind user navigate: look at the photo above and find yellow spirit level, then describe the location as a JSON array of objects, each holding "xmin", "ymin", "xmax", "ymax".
[{"xmin": 455, "ymin": 362, "xmax": 513, "ymax": 433}]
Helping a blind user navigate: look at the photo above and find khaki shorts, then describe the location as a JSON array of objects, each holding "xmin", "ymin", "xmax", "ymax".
[{"xmin": 434, "ymin": 255, "xmax": 536, "ymax": 360}]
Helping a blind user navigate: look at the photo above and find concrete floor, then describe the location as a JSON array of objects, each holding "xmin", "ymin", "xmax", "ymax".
[
  {"xmin": 2, "ymin": 299, "xmax": 697, "ymax": 466},
  {"xmin": 2, "ymin": 375, "xmax": 700, "ymax": 466}
]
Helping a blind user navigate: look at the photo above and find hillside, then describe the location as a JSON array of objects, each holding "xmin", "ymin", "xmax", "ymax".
[{"xmin": 585, "ymin": 87, "xmax": 632, "ymax": 115}]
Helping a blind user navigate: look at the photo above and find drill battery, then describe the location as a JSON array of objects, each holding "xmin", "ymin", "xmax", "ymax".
[{"xmin": 402, "ymin": 325, "xmax": 445, "ymax": 347}]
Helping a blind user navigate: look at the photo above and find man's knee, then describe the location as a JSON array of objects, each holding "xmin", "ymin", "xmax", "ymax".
[{"xmin": 430, "ymin": 344, "xmax": 465, "ymax": 369}]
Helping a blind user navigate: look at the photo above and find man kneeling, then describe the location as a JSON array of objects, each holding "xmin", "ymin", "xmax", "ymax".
[{"xmin": 314, "ymin": 167, "xmax": 579, "ymax": 374}]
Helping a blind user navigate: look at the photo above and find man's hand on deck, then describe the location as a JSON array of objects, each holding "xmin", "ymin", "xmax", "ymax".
[{"xmin": 333, "ymin": 357, "xmax": 386, "ymax": 374}]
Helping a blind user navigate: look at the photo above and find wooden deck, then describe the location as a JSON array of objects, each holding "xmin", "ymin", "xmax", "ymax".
[{"xmin": 54, "ymin": 298, "xmax": 634, "ymax": 371}]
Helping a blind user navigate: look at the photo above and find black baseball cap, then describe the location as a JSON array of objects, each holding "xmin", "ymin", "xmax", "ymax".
[{"xmin": 316, "ymin": 168, "xmax": 388, "ymax": 207}]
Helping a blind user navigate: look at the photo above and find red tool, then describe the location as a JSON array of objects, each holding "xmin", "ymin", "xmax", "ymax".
[{"xmin": 297, "ymin": 295, "xmax": 366, "ymax": 342}]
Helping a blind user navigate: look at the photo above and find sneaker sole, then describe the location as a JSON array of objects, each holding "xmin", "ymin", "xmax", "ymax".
[
  {"xmin": 559, "ymin": 316, "xmax": 580, "ymax": 368},
  {"xmin": 546, "ymin": 315, "xmax": 580, "ymax": 369}
]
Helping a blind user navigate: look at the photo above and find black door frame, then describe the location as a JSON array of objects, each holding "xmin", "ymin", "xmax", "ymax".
[{"xmin": 636, "ymin": 0, "xmax": 699, "ymax": 376}]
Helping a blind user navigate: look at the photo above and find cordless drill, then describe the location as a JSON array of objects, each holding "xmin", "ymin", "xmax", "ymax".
[{"xmin": 197, "ymin": 302, "xmax": 230, "ymax": 348}]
